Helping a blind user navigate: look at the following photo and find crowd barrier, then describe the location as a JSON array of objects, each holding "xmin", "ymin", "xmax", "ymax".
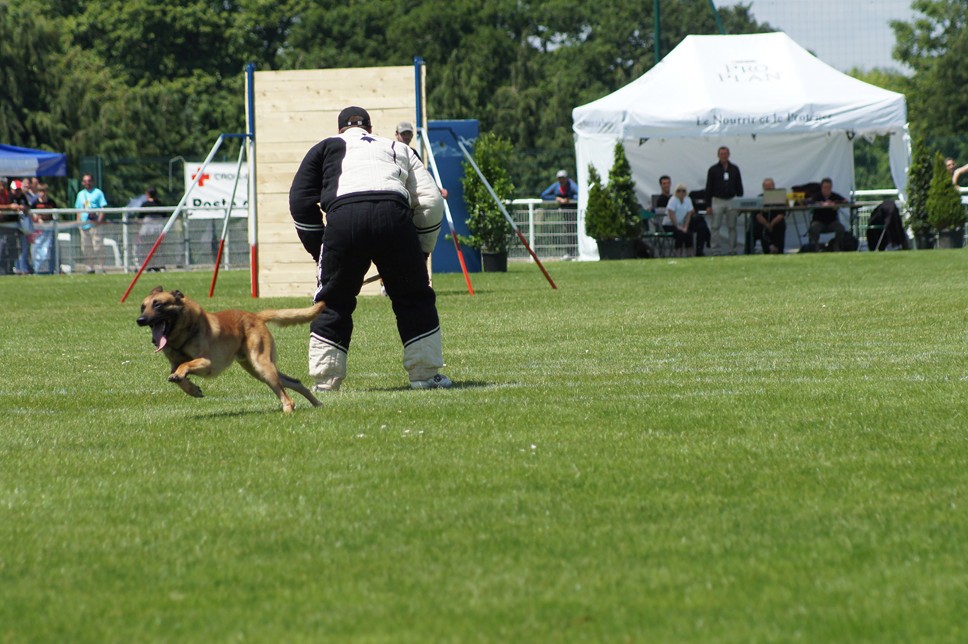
[
  {"xmin": 0, "ymin": 189, "xmax": 939, "ymax": 275},
  {"xmin": 0, "ymin": 206, "xmax": 249, "ymax": 275},
  {"xmin": 508, "ymin": 200, "xmax": 579, "ymax": 261}
]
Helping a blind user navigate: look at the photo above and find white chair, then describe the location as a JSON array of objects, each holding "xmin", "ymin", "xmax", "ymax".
[
  {"xmin": 103, "ymin": 238, "xmax": 121, "ymax": 267},
  {"xmin": 57, "ymin": 232, "xmax": 121, "ymax": 269}
]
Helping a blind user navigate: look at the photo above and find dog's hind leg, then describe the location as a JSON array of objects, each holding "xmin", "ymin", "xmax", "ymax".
[
  {"xmin": 238, "ymin": 360, "xmax": 297, "ymax": 413},
  {"xmin": 279, "ymin": 372, "xmax": 322, "ymax": 407}
]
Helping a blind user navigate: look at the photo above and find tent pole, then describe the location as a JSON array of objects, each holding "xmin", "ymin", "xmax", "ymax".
[{"xmin": 709, "ymin": 0, "xmax": 725, "ymax": 34}]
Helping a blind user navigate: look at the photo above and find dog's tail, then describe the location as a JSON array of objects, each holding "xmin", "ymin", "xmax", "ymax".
[{"xmin": 257, "ymin": 301, "xmax": 326, "ymax": 327}]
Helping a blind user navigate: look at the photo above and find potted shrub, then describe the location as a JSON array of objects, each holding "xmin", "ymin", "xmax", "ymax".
[
  {"xmin": 926, "ymin": 151, "xmax": 967, "ymax": 249},
  {"xmin": 906, "ymin": 133, "xmax": 935, "ymax": 249},
  {"xmin": 460, "ymin": 132, "xmax": 515, "ymax": 271},
  {"xmin": 584, "ymin": 142, "xmax": 642, "ymax": 259}
]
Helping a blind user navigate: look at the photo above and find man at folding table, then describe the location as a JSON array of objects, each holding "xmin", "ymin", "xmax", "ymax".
[{"xmin": 808, "ymin": 177, "xmax": 847, "ymax": 251}]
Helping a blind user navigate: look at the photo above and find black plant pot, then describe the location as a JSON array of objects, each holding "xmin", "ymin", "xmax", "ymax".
[
  {"xmin": 913, "ymin": 230, "xmax": 936, "ymax": 249},
  {"xmin": 596, "ymin": 239, "xmax": 636, "ymax": 260},
  {"xmin": 936, "ymin": 228, "xmax": 965, "ymax": 249},
  {"xmin": 481, "ymin": 250, "xmax": 508, "ymax": 272}
]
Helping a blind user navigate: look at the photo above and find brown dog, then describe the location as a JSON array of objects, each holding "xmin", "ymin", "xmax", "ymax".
[{"xmin": 137, "ymin": 286, "xmax": 324, "ymax": 413}]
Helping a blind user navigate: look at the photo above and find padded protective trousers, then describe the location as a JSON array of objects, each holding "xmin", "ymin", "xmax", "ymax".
[{"xmin": 308, "ymin": 199, "xmax": 443, "ymax": 388}]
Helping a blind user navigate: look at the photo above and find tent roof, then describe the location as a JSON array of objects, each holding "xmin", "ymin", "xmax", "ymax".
[
  {"xmin": 573, "ymin": 32, "xmax": 906, "ymax": 140},
  {"xmin": 0, "ymin": 144, "xmax": 67, "ymax": 177}
]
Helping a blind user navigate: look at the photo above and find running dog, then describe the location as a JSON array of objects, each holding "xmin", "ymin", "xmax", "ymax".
[{"xmin": 136, "ymin": 286, "xmax": 324, "ymax": 413}]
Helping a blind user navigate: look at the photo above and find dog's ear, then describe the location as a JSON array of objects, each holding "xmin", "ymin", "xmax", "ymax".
[
  {"xmin": 171, "ymin": 290, "xmax": 185, "ymax": 303},
  {"xmin": 150, "ymin": 286, "xmax": 164, "ymax": 294}
]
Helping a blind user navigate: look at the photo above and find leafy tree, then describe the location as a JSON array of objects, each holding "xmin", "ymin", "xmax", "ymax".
[
  {"xmin": 606, "ymin": 143, "xmax": 642, "ymax": 240},
  {"xmin": 0, "ymin": 0, "xmax": 776, "ymax": 204},
  {"xmin": 584, "ymin": 143, "xmax": 641, "ymax": 241},
  {"xmin": 846, "ymin": 68, "xmax": 911, "ymax": 189},
  {"xmin": 460, "ymin": 132, "xmax": 515, "ymax": 253},
  {"xmin": 906, "ymin": 132, "xmax": 934, "ymax": 235},
  {"xmin": 583, "ymin": 165, "xmax": 616, "ymax": 241},
  {"xmin": 892, "ymin": 1, "xmax": 968, "ymax": 139},
  {"xmin": 283, "ymin": 0, "xmax": 771, "ymax": 197}
]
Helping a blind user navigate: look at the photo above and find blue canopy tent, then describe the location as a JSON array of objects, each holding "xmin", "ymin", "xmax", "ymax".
[{"xmin": 0, "ymin": 144, "xmax": 67, "ymax": 177}]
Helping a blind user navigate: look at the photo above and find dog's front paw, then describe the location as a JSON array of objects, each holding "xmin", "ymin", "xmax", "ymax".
[{"xmin": 171, "ymin": 375, "xmax": 204, "ymax": 398}]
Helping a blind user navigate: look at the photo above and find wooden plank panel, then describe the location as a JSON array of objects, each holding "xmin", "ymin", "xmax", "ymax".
[
  {"xmin": 254, "ymin": 66, "xmax": 411, "ymax": 85},
  {"xmin": 254, "ymin": 66, "xmax": 415, "ymax": 298},
  {"xmin": 255, "ymin": 113, "xmax": 411, "ymax": 144}
]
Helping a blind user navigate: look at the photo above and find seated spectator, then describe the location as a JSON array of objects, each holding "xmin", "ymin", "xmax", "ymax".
[
  {"xmin": 541, "ymin": 169, "xmax": 578, "ymax": 207},
  {"xmin": 636, "ymin": 175, "xmax": 675, "ymax": 258},
  {"xmin": 663, "ymin": 183, "xmax": 695, "ymax": 257},
  {"xmin": 808, "ymin": 177, "xmax": 846, "ymax": 251},
  {"xmin": 754, "ymin": 177, "xmax": 786, "ymax": 254},
  {"xmin": 654, "ymin": 175, "xmax": 672, "ymax": 210}
]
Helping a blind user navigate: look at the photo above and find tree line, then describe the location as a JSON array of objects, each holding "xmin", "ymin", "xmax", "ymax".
[{"xmin": 1, "ymin": 0, "xmax": 965, "ymax": 203}]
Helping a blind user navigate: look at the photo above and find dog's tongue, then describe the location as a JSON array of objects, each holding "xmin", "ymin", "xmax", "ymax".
[{"xmin": 151, "ymin": 324, "xmax": 168, "ymax": 352}]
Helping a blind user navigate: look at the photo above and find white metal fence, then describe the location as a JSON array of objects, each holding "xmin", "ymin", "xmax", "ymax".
[
  {"xmin": 3, "ymin": 189, "xmax": 956, "ymax": 276},
  {"xmin": 508, "ymin": 199, "xmax": 579, "ymax": 261},
  {"xmin": 505, "ymin": 190, "xmax": 923, "ymax": 260},
  {"xmin": 1, "ymin": 206, "xmax": 249, "ymax": 275}
]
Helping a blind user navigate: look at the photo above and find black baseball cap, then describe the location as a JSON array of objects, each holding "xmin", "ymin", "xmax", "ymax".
[{"xmin": 338, "ymin": 106, "xmax": 371, "ymax": 130}]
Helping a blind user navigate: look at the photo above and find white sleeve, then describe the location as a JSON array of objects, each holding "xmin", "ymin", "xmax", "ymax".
[{"xmin": 406, "ymin": 151, "xmax": 444, "ymax": 254}]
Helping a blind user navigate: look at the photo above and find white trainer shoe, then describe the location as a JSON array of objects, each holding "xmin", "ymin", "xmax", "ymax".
[{"xmin": 410, "ymin": 374, "xmax": 453, "ymax": 390}]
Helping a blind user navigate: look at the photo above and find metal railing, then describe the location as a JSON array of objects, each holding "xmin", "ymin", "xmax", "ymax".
[
  {"xmin": 1, "ymin": 206, "xmax": 248, "ymax": 275},
  {"xmin": 506, "ymin": 190, "xmax": 925, "ymax": 259},
  {"xmin": 508, "ymin": 199, "xmax": 579, "ymax": 261},
  {"xmin": 4, "ymin": 188, "xmax": 953, "ymax": 275}
]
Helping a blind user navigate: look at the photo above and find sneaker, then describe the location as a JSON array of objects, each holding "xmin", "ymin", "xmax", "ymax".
[
  {"xmin": 313, "ymin": 383, "xmax": 340, "ymax": 393},
  {"xmin": 410, "ymin": 374, "xmax": 453, "ymax": 390}
]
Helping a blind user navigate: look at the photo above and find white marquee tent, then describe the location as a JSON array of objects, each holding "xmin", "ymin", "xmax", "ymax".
[{"xmin": 572, "ymin": 32, "xmax": 909, "ymax": 259}]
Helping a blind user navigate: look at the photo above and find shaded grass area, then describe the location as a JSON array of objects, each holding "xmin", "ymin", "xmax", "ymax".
[{"xmin": 2, "ymin": 252, "xmax": 968, "ymax": 641}]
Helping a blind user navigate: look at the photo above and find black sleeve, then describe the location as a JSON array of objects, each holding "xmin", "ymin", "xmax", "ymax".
[
  {"xmin": 734, "ymin": 164, "xmax": 744, "ymax": 198},
  {"xmin": 289, "ymin": 141, "xmax": 327, "ymax": 260}
]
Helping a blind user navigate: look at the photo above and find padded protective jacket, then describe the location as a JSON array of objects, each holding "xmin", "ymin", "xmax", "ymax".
[{"xmin": 289, "ymin": 127, "xmax": 443, "ymax": 259}]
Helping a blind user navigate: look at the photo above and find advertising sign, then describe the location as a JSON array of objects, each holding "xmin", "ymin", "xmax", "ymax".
[{"xmin": 184, "ymin": 161, "xmax": 249, "ymax": 219}]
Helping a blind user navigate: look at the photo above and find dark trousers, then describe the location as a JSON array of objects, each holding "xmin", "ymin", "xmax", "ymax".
[
  {"xmin": 0, "ymin": 226, "xmax": 18, "ymax": 274},
  {"xmin": 311, "ymin": 199, "xmax": 439, "ymax": 350},
  {"xmin": 752, "ymin": 213, "xmax": 787, "ymax": 253},
  {"xmin": 689, "ymin": 215, "xmax": 711, "ymax": 256},
  {"xmin": 809, "ymin": 219, "xmax": 846, "ymax": 250},
  {"xmin": 663, "ymin": 224, "xmax": 693, "ymax": 249}
]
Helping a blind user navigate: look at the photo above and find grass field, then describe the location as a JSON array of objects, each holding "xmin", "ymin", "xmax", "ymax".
[{"xmin": 2, "ymin": 251, "xmax": 968, "ymax": 642}]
